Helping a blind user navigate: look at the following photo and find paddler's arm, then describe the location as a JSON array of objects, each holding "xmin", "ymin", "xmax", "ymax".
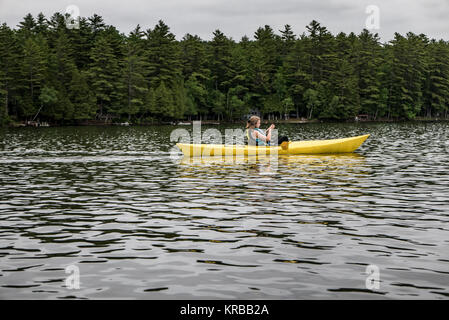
[
  {"xmin": 266, "ymin": 127, "xmax": 272, "ymax": 142},
  {"xmin": 265, "ymin": 124, "xmax": 275, "ymax": 134},
  {"xmin": 256, "ymin": 128, "xmax": 271, "ymax": 142}
]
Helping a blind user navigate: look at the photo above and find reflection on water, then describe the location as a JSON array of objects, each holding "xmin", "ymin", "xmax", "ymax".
[
  {"xmin": 179, "ymin": 154, "xmax": 368, "ymax": 182},
  {"xmin": 0, "ymin": 123, "xmax": 448, "ymax": 299}
]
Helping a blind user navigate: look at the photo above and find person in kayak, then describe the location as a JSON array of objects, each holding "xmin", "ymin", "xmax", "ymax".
[{"xmin": 246, "ymin": 115, "xmax": 289, "ymax": 146}]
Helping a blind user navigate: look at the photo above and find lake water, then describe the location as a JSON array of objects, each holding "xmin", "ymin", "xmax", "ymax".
[{"xmin": 0, "ymin": 122, "xmax": 448, "ymax": 299}]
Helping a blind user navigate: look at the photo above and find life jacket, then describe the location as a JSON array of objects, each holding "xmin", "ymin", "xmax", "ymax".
[{"xmin": 246, "ymin": 128, "xmax": 267, "ymax": 146}]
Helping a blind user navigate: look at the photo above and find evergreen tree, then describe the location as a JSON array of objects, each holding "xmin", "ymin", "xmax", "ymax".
[
  {"xmin": 283, "ymin": 35, "xmax": 311, "ymax": 118},
  {"xmin": 180, "ymin": 34, "xmax": 209, "ymax": 79},
  {"xmin": 324, "ymin": 32, "xmax": 359, "ymax": 119},
  {"xmin": 225, "ymin": 44, "xmax": 250, "ymax": 120},
  {"xmin": 208, "ymin": 89, "xmax": 226, "ymax": 120},
  {"xmin": 0, "ymin": 24, "xmax": 20, "ymax": 124},
  {"xmin": 250, "ymin": 25, "xmax": 280, "ymax": 117},
  {"xmin": 354, "ymin": 29, "xmax": 384, "ymax": 118},
  {"xmin": 88, "ymin": 33, "xmax": 121, "ymax": 116},
  {"xmin": 180, "ymin": 34, "xmax": 210, "ymax": 119},
  {"xmin": 303, "ymin": 88, "xmax": 319, "ymax": 119},
  {"xmin": 69, "ymin": 69, "xmax": 96, "ymax": 120},
  {"xmin": 38, "ymin": 85, "xmax": 60, "ymax": 120},
  {"xmin": 185, "ymin": 73, "xmax": 208, "ymax": 119},
  {"xmin": 69, "ymin": 17, "xmax": 94, "ymax": 69},
  {"xmin": 388, "ymin": 33, "xmax": 427, "ymax": 119},
  {"xmin": 88, "ymin": 14, "xmax": 106, "ymax": 37},
  {"xmin": 305, "ymin": 20, "xmax": 335, "ymax": 84},
  {"xmin": 208, "ymin": 29, "xmax": 233, "ymax": 95},
  {"xmin": 35, "ymin": 13, "xmax": 49, "ymax": 35},
  {"xmin": 47, "ymin": 12, "xmax": 66, "ymax": 32},
  {"xmin": 280, "ymin": 24, "xmax": 296, "ymax": 59},
  {"xmin": 19, "ymin": 35, "xmax": 48, "ymax": 118},
  {"xmin": 145, "ymin": 20, "xmax": 181, "ymax": 88},
  {"xmin": 51, "ymin": 29, "xmax": 76, "ymax": 85},
  {"xmin": 2, "ymin": 13, "xmax": 449, "ymax": 125},
  {"xmin": 121, "ymin": 25, "xmax": 148, "ymax": 120},
  {"xmin": 154, "ymin": 81, "xmax": 175, "ymax": 118},
  {"xmin": 424, "ymin": 40, "xmax": 449, "ymax": 117},
  {"xmin": 172, "ymin": 79, "xmax": 188, "ymax": 119},
  {"xmin": 17, "ymin": 13, "xmax": 36, "ymax": 37}
]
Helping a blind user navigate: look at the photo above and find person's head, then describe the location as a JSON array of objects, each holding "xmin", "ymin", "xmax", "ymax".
[{"xmin": 246, "ymin": 115, "xmax": 261, "ymax": 129}]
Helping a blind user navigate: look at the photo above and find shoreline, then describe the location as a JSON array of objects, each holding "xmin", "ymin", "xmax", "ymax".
[{"xmin": 5, "ymin": 117, "xmax": 449, "ymax": 128}]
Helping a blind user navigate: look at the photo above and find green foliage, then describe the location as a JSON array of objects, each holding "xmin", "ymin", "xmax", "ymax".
[
  {"xmin": 39, "ymin": 85, "xmax": 60, "ymax": 119},
  {"xmin": 20, "ymin": 35, "xmax": 48, "ymax": 117},
  {"xmin": 145, "ymin": 20, "xmax": 181, "ymax": 88},
  {"xmin": 88, "ymin": 31, "xmax": 122, "ymax": 115},
  {"xmin": 424, "ymin": 40, "xmax": 449, "ymax": 117},
  {"xmin": 387, "ymin": 33, "xmax": 428, "ymax": 119},
  {"xmin": 1, "ymin": 13, "xmax": 449, "ymax": 126},
  {"xmin": 121, "ymin": 28, "xmax": 148, "ymax": 119},
  {"xmin": 0, "ymin": 23, "xmax": 20, "ymax": 124},
  {"xmin": 39, "ymin": 85, "xmax": 58, "ymax": 105},
  {"xmin": 69, "ymin": 69, "xmax": 96, "ymax": 120},
  {"xmin": 154, "ymin": 81, "xmax": 175, "ymax": 118},
  {"xmin": 303, "ymin": 88, "xmax": 320, "ymax": 119}
]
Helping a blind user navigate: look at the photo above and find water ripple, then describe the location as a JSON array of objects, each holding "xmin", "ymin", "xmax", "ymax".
[{"xmin": 0, "ymin": 123, "xmax": 448, "ymax": 299}]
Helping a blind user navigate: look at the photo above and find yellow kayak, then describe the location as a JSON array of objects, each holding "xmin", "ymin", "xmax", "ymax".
[{"xmin": 177, "ymin": 134, "xmax": 370, "ymax": 157}]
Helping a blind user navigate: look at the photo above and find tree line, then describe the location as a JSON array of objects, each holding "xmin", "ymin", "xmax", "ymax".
[{"xmin": 1, "ymin": 12, "xmax": 449, "ymax": 126}]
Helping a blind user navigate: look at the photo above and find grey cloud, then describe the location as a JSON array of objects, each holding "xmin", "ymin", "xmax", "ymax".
[{"xmin": 0, "ymin": 0, "xmax": 448, "ymax": 41}]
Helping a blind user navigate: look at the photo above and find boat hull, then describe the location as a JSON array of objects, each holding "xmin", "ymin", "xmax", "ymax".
[{"xmin": 176, "ymin": 134, "xmax": 370, "ymax": 157}]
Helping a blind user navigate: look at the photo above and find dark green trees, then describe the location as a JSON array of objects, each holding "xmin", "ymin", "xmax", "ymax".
[
  {"xmin": 424, "ymin": 40, "xmax": 449, "ymax": 118},
  {"xmin": 1, "ymin": 12, "xmax": 448, "ymax": 126},
  {"xmin": 387, "ymin": 33, "xmax": 428, "ymax": 119},
  {"xmin": 354, "ymin": 30, "xmax": 384, "ymax": 119},
  {"xmin": 121, "ymin": 25, "xmax": 147, "ymax": 120},
  {"xmin": 180, "ymin": 34, "xmax": 209, "ymax": 119},
  {"xmin": 0, "ymin": 24, "xmax": 20, "ymax": 124},
  {"xmin": 145, "ymin": 20, "xmax": 185, "ymax": 120},
  {"xmin": 88, "ymin": 32, "xmax": 121, "ymax": 117},
  {"xmin": 20, "ymin": 35, "xmax": 48, "ymax": 118}
]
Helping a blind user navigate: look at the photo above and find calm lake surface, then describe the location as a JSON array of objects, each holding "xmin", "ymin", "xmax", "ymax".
[{"xmin": 0, "ymin": 122, "xmax": 448, "ymax": 299}]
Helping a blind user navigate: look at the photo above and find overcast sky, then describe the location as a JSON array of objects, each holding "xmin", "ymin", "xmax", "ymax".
[{"xmin": 1, "ymin": 0, "xmax": 448, "ymax": 42}]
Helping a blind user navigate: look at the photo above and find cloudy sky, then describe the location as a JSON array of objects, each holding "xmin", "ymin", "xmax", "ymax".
[{"xmin": 1, "ymin": 0, "xmax": 448, "ymax": 41}]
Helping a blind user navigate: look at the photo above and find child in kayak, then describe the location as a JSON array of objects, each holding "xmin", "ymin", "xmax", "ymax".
[{"xmin": 246, "ymin": 115, "xmax": 289, "ymax": 146}]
